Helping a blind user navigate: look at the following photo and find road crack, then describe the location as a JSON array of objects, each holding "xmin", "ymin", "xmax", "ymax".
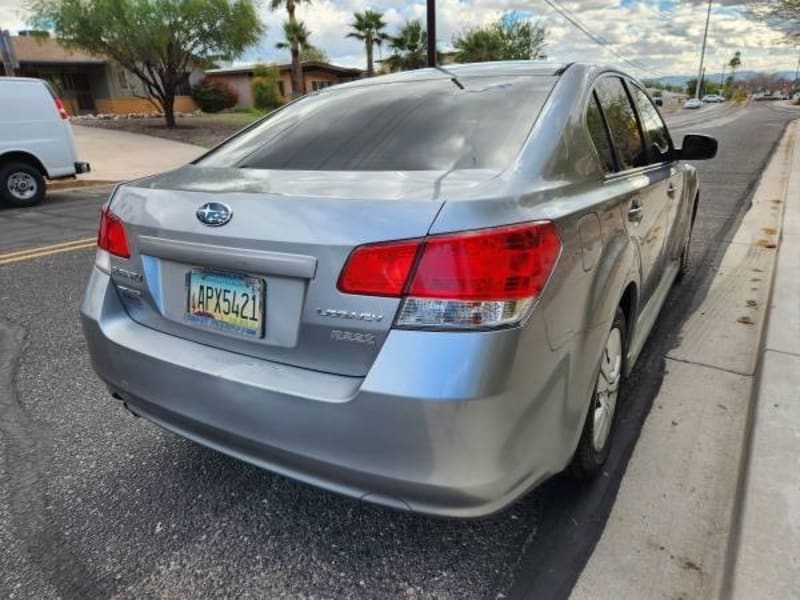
[{"xmin": 0, "ymin": 318, "xmax": 103, "ymax": 598}]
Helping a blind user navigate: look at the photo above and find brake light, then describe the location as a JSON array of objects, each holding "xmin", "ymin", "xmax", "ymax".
[
  {"xmin": 97, "ymin": 206, "xmax": 130, "ymax": 259},
  {"xmin": 54, "ymin": 97, "xmax": 69, "ymax": 120},
  {"xmin": 338, "ymin": 238, "xmax": 421, "ymax": 297},
  {"xmin": 338, "ymin": 221, "xmax": 561, "ymax": 329}
]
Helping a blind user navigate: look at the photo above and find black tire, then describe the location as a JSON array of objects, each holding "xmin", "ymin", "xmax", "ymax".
[
  {"xmin": 0, "ymin": 161, "xmax": 46, "ymax": 207},
  {"xmin": 571, "ymin": 307, "xmax": 626, "ymax": 478},
  {"xmin": 675, "ymin": 221, "xmax": 692, "ymax": 282},
  {"xmin": 676, "ymin": 197, "xmax": 698, "ymax": 283}
]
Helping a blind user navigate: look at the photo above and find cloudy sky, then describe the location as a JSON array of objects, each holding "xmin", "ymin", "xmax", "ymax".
[{"xmin": 1, "ymin": 0, "xmax": 797, "ymax": 77}]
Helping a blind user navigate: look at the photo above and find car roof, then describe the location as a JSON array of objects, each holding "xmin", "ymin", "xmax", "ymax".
[
  {"xmin": 0, "ymin": 76, "xmax": 47, "ymax": 84},
  {"xmin": 332, "ymin": 61, "xmax": 570, "ymax": 91}
]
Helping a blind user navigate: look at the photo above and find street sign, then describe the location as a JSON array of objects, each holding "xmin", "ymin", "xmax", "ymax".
[{"xmin": 1, "ymin": 29, "xmax": 19, "ymax": 76}]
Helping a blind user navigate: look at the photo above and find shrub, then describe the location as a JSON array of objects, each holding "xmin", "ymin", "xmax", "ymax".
[
  {"xmin": 251, "ymin": 64, "xmax": 284, "ymax": 112},
  {"xmin": 192, "ymin": 79, "xmax": 238, "ymax": 113}
]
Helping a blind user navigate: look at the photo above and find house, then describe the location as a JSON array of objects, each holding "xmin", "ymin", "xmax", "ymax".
[
  {"xmin": 204, "ymin": 61, "xmax": 363, "ymax": 107},
  {"xmin": 0, "ymin": 31, "xmax": 197, "ymax": 115}
]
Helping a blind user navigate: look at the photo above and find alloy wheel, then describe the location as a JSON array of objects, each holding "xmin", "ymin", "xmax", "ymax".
[{"xmin": 592, "ymin": 326, "xmax": 623, "ymax": 452}]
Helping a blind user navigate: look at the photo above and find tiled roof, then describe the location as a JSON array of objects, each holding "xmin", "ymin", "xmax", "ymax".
[{"xmin": 11, "ymin": 36, "xmax": 106, "ymax": 64}]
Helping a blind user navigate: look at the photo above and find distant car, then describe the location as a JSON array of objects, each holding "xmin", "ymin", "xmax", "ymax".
[
  {"xmin": 701, "ymin": 95, "xmax": 724, "ymax": 103},
  {"xmin": 0, "ymin": 76, "xmax": 90, "ymax": 207},
  {"xmin": 684, "ymin": 98, "xmax": 702, "ymax": 109},
  {"xmin": 81, "ymin": 62, "xmax": 718, "ymax": 517}
]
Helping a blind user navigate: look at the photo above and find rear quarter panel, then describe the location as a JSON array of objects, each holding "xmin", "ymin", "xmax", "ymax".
[{"xmin": 428, "ymin": 65, "xmax": 642, "ymax": 465}]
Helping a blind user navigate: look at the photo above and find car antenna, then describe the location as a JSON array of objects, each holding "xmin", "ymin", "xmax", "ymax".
[{"xmin": 434, "ymin": 65, "xmax": 464, "ymax": 90}]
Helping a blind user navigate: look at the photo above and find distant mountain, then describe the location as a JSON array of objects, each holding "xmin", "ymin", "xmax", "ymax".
[{"xmin": 656, "ymin": 70, "xmax": 797, "ymax": 88}]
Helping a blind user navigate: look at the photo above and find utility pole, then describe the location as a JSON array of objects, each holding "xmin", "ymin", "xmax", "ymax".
[
  {"xmin": 426, "ymin": 0, "xmax": 436, "ymax": 67},
  {"xmin": 694, "ymin": 0, "xmax": 712, "ymax": 100},
  {"xmin": 720, "ymin": 64, "xmax": 726, "ymax": 89},
  {"xmin": 0, "ymin": 29, "xmax": 18, "ymax": 77}
]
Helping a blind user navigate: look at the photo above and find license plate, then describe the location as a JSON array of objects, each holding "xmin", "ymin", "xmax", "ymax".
[{"xmin": 186, "ymin": 270, "xmax": 264, "ymax": 338}]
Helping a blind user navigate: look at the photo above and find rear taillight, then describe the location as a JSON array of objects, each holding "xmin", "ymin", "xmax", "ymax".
[
  {"xmin": 338, "ymin": 238, "xmax": 422, "ymax": 297},
  {"xmin": 338, "ymin": 221, "xmax": 561, "ymax": 329},
  {"xmin": 54, "ymin": 97, "xmax": 69, "ymax": 120},
  {"xmin": 97, "ymin": 206, "xmax": 130, "ymax": 259}
]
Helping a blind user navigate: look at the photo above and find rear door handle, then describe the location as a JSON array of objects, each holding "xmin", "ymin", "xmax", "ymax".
[
  {"xmin": 628, "ymin": 199, "xmax": 643, "ymax": 223},
  {"xmin": 667, "ymin": 183, "xmax": 677, "ymax": 198}
]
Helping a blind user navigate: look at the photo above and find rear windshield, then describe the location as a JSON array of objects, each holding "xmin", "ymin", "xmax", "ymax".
[{"xmin": 196, "ymin": 75, "xmax": 556, "ymax": 171}]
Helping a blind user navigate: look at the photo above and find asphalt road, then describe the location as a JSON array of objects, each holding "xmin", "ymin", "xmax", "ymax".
[{"xmin": 0, "ymin": 103, "xmax": 796, "ymax": 600}]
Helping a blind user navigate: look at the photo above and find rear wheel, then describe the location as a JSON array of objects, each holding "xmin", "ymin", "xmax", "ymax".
[
  {"xmin": 571, "ymin": 308, "xmax": 626, "ymax": 478},
  {"xmin": 0, "ymin": 161, "xmax": 46, "ymax": 207},
  {"xmin": 676, "ymin": 221, "xmax": 693, "ymax": 282}
]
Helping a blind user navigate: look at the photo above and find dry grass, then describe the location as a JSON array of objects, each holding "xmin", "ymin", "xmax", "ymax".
[{"xmin": 77, "ymin": 112, "xmax": 263, "ymax": 148}]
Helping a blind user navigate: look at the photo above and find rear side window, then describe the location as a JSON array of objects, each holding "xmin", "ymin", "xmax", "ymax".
[
  {"xmin": 630, "ymin": 85, "xmax": 671, "ymax": 162},
  {"xmin": 196, "ymin": 76, "xmax": 556, "ymax": 171},
  {"xmin": 586, "ymin": 92, "xmax": 616, "ymax": 173},
  {"xmin": 593, "ymin": 77, "xmax": 646, "ymax": 171}
]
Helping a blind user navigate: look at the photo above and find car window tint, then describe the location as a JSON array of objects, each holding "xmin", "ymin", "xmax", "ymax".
[
  {"xmin": 630, "ymin": 85, "xmax": 671, "ymax": 162},
  {"xmin": 593, "ymin": 77, "xmax": 646, "ymax": 171},
  {"xmin": 196, "ymin": 76, "xmax": 556, "ymax": 171},
  {"xmin": 586, "ymin": 92, "xmax": 616, "ymax": 173}
]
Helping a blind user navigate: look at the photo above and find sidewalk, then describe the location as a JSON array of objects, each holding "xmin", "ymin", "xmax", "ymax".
[
  {"xmin": 67, "ymin": 124, "xmax": 204, "ymax": 184},
  {"xmin": 572, "ymin": 120, "xmax": 800, "ymax": 600},
  {"xmin": 726, "ymin": 119, "xmax": 800, "ymax": 598}
]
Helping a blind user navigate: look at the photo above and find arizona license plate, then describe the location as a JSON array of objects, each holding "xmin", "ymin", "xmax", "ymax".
[{"xmin": 186, "ymin": 270, "xmax": 264, "ymax": 338}]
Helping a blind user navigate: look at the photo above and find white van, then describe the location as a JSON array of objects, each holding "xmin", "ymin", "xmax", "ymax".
[{"xmin": 0, "ymin": 76, "xmax": 90, "ymax": 206}]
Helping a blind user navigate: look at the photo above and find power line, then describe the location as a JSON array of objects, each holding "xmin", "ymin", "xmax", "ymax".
[{"xmin": 542, "ymin": 0, "xmax": 665, "ymax": 79}]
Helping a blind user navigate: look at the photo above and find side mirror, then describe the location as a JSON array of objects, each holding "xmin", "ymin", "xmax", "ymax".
[
  {"xmin": 675, "ymin": 134, "xmax": 718, "ymax": 160},
  {"xmin": 655, "ymin": 98, "xmax": 663, "ymax": 107}
]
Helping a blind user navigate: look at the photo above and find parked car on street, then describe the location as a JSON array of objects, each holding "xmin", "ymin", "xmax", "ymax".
[
  {"xmin": 81, "ymin": 62, "xmax": 717, "ymax": 518},
  {"xmin": 701, "ymin": 94, "xmax": 724, "ymax": 103},
  {"xmin": 0, "ymin": 76, "xmax": 90, "ymax": 206},
  {"xmin": 683, "ymin": 97, "xmax": 703, "ymax": 109}
]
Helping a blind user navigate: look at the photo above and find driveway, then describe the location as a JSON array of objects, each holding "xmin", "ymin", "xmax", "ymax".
[{"xmin": 72, "ymin": 124, "xmax": 205, "ymax": 183}]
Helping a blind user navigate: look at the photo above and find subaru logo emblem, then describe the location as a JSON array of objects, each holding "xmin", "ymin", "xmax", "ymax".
[{"xmin": 196, "ymin": 202, "xmax": 232, "ymax": 227}]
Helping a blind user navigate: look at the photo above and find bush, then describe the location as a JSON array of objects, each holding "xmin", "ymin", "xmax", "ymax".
[
  {"xmin": 192, "ymin": 79, "xmax": 238, "ymax": 113},
  {"xmin": 251, "ymin": 65, "xmax": 284, "ymax": 112}
]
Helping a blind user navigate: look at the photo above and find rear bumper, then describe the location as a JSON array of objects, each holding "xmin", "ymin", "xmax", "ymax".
[
  {"xmin": 80, "ymin": 267, "xmax": 572, "ymax": 518},
  {"xmin": 75, "ymin": 161, "xmax": 91, "ymax": 174}
]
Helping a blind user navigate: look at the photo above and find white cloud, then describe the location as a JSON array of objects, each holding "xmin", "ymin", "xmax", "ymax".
[{"xmin": 0, "ymin": 0, "xmax": 28, "ymax": 32}]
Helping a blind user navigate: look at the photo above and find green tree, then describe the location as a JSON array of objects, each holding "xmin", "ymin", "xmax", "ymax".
[
  {"xmin": 302, "ymin": 45, "xmax": 328, "ymax": 63},
  {"xmin": 347, "ymin": 9, "xmax": 388, "ymax": 77},
  {"xmin": 729, "ymin": 50, "xmax": 742, "ymax": 82},
  {"xmin": 30, "ymin": 0, "xmax": 263, "ymax": 127},
  {"xmin": 276, "ymin": 20, "xmax": 316, "ymax": 94},
  {"xmin": 268, "ymin": 0, "xmax": 311, "ymax": 97},
  {"xmin": 385, "ymin": 19, "xmax": 427, "ymax": 72},
  {"xmin": 251, "ymin": 64, "xmax": 283, "ymax": 110},
  {"xmin": 452, "ymin": 13, "xmax": 547, "ymax": 63}
]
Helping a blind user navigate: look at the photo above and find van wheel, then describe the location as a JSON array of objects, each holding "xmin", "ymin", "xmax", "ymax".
[
  {"xmin": 0, "ymin": 162, "xmax": 46, "ymax": 207},
  {"xmin": 571, "ymin": 308, "xmax": 626, "ymax": 478}
]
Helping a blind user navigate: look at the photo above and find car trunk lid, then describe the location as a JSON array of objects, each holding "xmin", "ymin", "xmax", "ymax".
[{"xmin": 106, "ymin": 165, "xmax": 499, "ymax": 376}]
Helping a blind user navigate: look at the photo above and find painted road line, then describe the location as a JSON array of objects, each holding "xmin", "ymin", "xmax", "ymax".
[{"xmin": 0, "ymin": 238, "xmax": 96, "ymax": 266}]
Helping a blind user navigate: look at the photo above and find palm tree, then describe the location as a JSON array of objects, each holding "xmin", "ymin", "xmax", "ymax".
[
  {"xmin": 729, "ymin": 51, "xmax": 742, "ymax": 83},
  {"xmin": 269, "ymin": 0, "xmax": 312, "ymax": 96},
  {"xmin": 276, "ymin": 20, "xmax": 315, "ymax": 94},
  {"xmin": 347, "ymin": 10, "xmax": 389, "ymax": 77},
  {"xmin": 385, "ymin": 19, "xmax": 428, "ymax": 73}
]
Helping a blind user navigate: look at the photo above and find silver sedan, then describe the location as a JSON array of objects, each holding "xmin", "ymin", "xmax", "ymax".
[{"xmin": 81, "ymin": 62, "xmax": 717, "ymax": 517}]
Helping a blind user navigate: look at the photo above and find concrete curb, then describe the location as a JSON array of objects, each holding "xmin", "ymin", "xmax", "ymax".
[
  {"xmin": 47, "ymin": 179, "xmax": 118, "ymax": 191},
  {"xmin": 725, "ymin": 119, "xmax": 800, "ymax": 598}
]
